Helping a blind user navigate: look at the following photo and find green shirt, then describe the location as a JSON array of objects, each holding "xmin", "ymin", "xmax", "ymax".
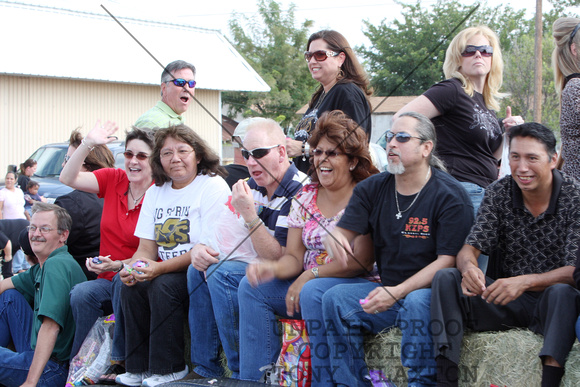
[
  {"xmin": 12, "ymin": 245, "xmax": 87, "ymax": 362},
  {"xmin": 134, "ymin": 100, "xmax": 184, "ymax": 130}
]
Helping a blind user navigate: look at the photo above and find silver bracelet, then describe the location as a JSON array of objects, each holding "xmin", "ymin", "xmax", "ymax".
[{"xmin": 81, "ymin": 139, "xmax": 95, "ymax": 152}]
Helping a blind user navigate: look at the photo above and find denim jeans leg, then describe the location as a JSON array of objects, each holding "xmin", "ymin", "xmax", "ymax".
[
  {"xmin": 459, "ymin": 181, "xmax": 488, "ymax": 273},
  {"xmin": 300, "ymin": 277, "xmax": 373, "ymax": 387},
  {"xmin": 111, "ymin": 273, "xmax": 125, "ymax": 361},
  {"xmin": 148, "ymin": 272, "xmax": 188, "ymax": 374},
  {"xmin": 576, "ymin": 315, "xmax": 580, "ymax": 342},
  {"xmin": 206, "ymin": 261, "xmax": 248, "ymax": 379},
  {"xmin": 322, "ymin": 282, "xmax": 399, "ymax": 387},
  {"xmin": 69, "ymin": 278, "xmax": 113, "ymax": 359},
  {"xmin": 0, "ymin": 348, "xmax": 68, "ymax": 387},
  {"xmin": 188, "ymin": 265, "xmax": 223, "ymax": 378},
  {"xmin": 397, "ymin": 289, "xmax": 436, "ymax": 387},
  {"xmin": 238, "ymin": 277, "xmax": 294, "ymax": 381},
  {"xmin": 0, "ymin": 289, "xmax": 33, "ymax": 351}
]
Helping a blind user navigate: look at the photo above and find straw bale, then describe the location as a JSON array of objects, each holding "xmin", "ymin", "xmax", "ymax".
[{"xmin": 365, "ymin": 328, "xmax": 580, "ymax": 387}]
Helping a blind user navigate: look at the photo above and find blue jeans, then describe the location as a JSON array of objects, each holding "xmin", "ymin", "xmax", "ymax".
[
  {"xmin": 239, "ymin": 277, "xmax": 297, "ymax": 381},
  {"xmin": 70, "ymin": 274, "xmax": 125, "ymax": 361},
  {"xmin": 0, "ymin": 289, "xmax": 68, "ymax": 387},
  {"xmin": 576, "ymin": 315, "xmax": 580, "ymax": 342},
  {"xmin": 300, "ymin": 277, "xmax": 376, "ymax": 387},
  {"xmin": 460, "ymin": 181, "xmax": 488, "ymax": 273},
  {"xmin": 188, "ymin": 261, "xmax": 248, "ymax": 378},
  {"xmin": 322, "ymin": 283, "xmax": 436, "ymax": 387}
]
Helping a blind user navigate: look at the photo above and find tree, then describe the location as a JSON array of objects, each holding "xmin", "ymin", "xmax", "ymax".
[{"xmin": 223, "ymin": 0, "xmax": 317, "ymax": 129}]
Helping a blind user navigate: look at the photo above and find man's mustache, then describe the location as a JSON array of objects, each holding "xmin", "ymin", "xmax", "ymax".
[{"xmin": 30, "ymin": 236, "xmax": 46, "ymax": 242}]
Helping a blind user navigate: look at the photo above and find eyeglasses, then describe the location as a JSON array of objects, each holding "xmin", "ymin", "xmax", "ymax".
[
  {"xmin": 461, "ymin": 45, "xmax": 493, "ymax": 57},
  {"xmin": 386, "ymin": 131, "xmax": 423, "ymax": 143},
  {"xmin": 124, "ymin": 151, "xmax": 150, "ymax": 161},
  {"xmin": 241, "ymin": 145, "xmax": 280, "ymax": 160},
  {"xmin": 63, "ymin": 155, "xmax": 71, "ymax": 164},
  {"xmin": 170, "ymin": 78, "xmax": 196, "ymax": 88},
  {"xmin": 312, "ymin": 149, "xmax": 342, "ymax": 158},
  {"xmin": 160, "ymin": 148, "xmax": 195, "ymax": 160},
  {"xmin": 304, "ymin": 50, "xmax": 339, "ymax": 62},
  {"xmin": 27, "ymin": 225, "xmax": 55, "ymax": 234}
]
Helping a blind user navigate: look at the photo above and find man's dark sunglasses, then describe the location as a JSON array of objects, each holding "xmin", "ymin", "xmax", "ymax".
[
  {"xmin": 241, "ymin": 145, "xmax": 280, "ymax": 160},
  {"xmin": 386, "ymin": 131, "xmax": 423, "ymax": 143},
  {"xmin": 171, "ymin": 78, "xmax": 196, "ymax": 88},
  {"xmin": 461, "ymin": 45, "xmax": 493, "ymax": 57}
]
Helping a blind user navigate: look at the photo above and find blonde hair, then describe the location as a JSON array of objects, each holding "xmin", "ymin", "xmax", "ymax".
[
  {"xmin": 443, "ymin": 26, "xmax": 504, "ymax": 111},
  {"xmin": 552, "ymin": 17, "xmax": 580, "ymax": 95}
]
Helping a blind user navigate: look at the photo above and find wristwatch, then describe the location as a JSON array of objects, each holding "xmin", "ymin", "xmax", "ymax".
[
  {"xmin": 114, "ymin": 261, "xmax": 124, "ymax": 273},
  {"xmin": 311, "ymin": 267, "xmax": 319, "ymax": 278}
]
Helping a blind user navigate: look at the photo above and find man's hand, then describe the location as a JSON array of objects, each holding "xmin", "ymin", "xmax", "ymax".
[
  {"xmin": 481, "ymin": 276, "xmax": 529, "ymax": 305},
  {"xmin": 361, "ymin": 285, "xmax": 403, "ymax": 314},
  {"xmin": 461, "ymin": 266, "xmax": 487, "ymax": 297},
  {"xmin": 190, "ymin": 244, "xmax": 219, "ymax": 272},
  {"xmin": 231, "ymin": 180, "xmax": 257, "ymax": 221},
  {"xmin": 245, "ymin": 262, "xmax": 276, "ymax": 288},
  {"xmin": 323, "ymin": 230, "xmax": 353, "ymax": 268}
]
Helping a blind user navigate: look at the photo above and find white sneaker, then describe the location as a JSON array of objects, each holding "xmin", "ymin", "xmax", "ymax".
[
  {"xmin": 142, "ymin": 366, "xmax": 189, "ymax": 386},
  {"xmin": 115, "ymin": 371, "xmax": 151, "ymax": 386}
]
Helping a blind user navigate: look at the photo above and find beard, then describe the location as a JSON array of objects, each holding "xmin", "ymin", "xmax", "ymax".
[{"xmin": 387, "ymin": 162, "xmax": 405, "ymax": 175}]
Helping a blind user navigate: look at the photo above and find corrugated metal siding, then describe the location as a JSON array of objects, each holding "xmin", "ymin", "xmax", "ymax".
[{"xmin": 0, "ymin": 74, "xmax": 222, "ymax": 174}]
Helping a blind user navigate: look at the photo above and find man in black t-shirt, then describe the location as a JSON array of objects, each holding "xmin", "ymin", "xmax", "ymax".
[
  {"xmin": 322, "ymin": 112, "xmax": 473, "ymax": 387},
  {"xmin": 432, "ymin": 123, "xmax": 580, "ymax": 387}
]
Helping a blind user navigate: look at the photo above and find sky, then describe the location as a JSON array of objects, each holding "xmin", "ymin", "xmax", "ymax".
[{"xmin": 18, "ymin": 0, "xmax": 579, "ymax": 49}]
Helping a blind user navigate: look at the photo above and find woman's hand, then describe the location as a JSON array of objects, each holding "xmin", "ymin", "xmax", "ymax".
[
  {"xmin": 246, "ymin": 261, "xmax": 277, "ymax": 287},
  {"xmin": 285, "ymin": 270, "xmax": 312, "ymax": 317},
  {"xmin": 119, "ymin": 265, "xmax": 137, "ymax": 287},
  {"xmin": 502, "ymin": 106, "xmax": 524, "ymax": 131},
  {"xmin": 84, "ymin": 120, "xmax": 119, "ymax": 148},
  {"xmin": 131, "ymin": 260, "xmax": 162, "ymax": 282},
  {"xmin": 286, "ymin": 137, "xmax": 304, "ymax": 158},
  {"xmin": 85, "ymin": 255, "xmax": 117, "ymax": 274}
]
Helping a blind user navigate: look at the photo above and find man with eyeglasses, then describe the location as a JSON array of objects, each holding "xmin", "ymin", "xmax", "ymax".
[
  {"xmin": 321, "ymin": 112, "xmax": 473, "ymax": 387},
  {"xmin": 135, "ymin": 60, "xmax": 196, "ymax": 130},
  {"xmin": 186, "ymin": 118, "xmax": 307, "ymax": 380},
  {"xmin": 0, "ymin": 202, "xmax": 86, "ymax": 387}
]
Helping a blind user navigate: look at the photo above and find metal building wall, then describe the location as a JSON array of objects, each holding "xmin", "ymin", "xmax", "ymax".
[{"xmin": 0, "ymin": 74, "xmax": 222, "ymax": 174}]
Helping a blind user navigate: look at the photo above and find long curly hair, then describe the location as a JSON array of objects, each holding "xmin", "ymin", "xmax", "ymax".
[{"xmin": 307, "ymin": 110, "xmax": 379, "ymax": 183}]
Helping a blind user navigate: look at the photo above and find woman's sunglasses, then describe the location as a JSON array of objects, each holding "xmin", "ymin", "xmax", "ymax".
[
  {"xmin": 312, "ymin": 149, "xmax": 342, "ymax": 158},
  {"xmin": 171, "ymin": 78, "xmax": 196, "ymax": 88},
  {"xmin": 304, "ymin": 50, "xmax": 339, "ymax": 62},
  {"xmin": 241, "ymin": 145, "xmax": 280, "ymax": 160},
  {"xmin": 461, "ymin": 45, "xmax": 493, "ymax": 57},
  {"xmin": 124, "ymin": 151, "xmax": 150, "ymax": 161},
  {"xmin": 386, "ymin": 131, "xmax": 423, "ymax": 143}
]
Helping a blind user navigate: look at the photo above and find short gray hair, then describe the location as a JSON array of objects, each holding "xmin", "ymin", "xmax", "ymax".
[
  {"xmin": 31, "ymin": 202, "xmax": 72, "ymax": 234},
  {"xmin": 161, "ymin": 60, "xmax": 196, "ymax": 84},
  {"xmin": 398, "ymin": 111, "xmax": 446, "ymax": 171}
]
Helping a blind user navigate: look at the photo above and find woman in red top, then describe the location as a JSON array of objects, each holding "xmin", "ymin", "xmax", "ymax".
[{"xmin": 60, "ymin": 121, "xmax": 154, "ymax": 382}]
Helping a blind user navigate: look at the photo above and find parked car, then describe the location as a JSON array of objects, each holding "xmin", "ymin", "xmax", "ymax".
[{"xmin": 7, "ymin": 141, "xmax": 126, "ymax": 202}]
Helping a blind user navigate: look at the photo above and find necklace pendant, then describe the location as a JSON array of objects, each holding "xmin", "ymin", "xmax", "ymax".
[{"xmin": 396, "ymin": 212, "xmax": 402, "ymax": 219}]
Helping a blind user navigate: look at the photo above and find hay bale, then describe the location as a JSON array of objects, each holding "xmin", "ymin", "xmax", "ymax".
[{"xmin": 364, "ymin": 328, "xmax": 580, "ymax": 387}]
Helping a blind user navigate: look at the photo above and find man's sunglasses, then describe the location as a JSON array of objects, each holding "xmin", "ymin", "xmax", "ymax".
[
  {"xmin": 241, "ymin": 145, "xmax": 280, "ymax": 160},
  {"xmin": 171, "ymin": 78, "xmax": 196, "ymax": 88},
  {"xmin": 386, "ymin": 131, "xmax": 423, "ymax": 143},
  {"xmin": 461, "ymin": 45, "xmax": 493, "ymax": 57},
  {"xmin": 124, "ymin": 151, "xmax": 150, "ymax": 161},
  {"xmin": 304, "ymin": 50, "xmax": 339, "ymax": 62}
]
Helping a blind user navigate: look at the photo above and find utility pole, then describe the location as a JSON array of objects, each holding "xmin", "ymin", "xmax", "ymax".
[{"xmin": 533, "ymin": 0, "xmax": 543, "ymax": 122}]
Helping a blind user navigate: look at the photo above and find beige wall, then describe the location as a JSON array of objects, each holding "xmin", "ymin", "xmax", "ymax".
[{"xmin": 0, "ymin": 74, "xmax": 222, "ymax": 175}]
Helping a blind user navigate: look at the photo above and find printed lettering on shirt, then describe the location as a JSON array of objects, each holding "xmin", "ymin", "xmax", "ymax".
[
  {"xmin": 155, "ymin": 205, "xmax": 190, "ymax": 219},
  {"xmin": 155, "ymin": 218, "xmax": 191, "ymax": 249},
  {"xmin": 402, "ymin": 216, "xmax": 431, "ymax": 239}
]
